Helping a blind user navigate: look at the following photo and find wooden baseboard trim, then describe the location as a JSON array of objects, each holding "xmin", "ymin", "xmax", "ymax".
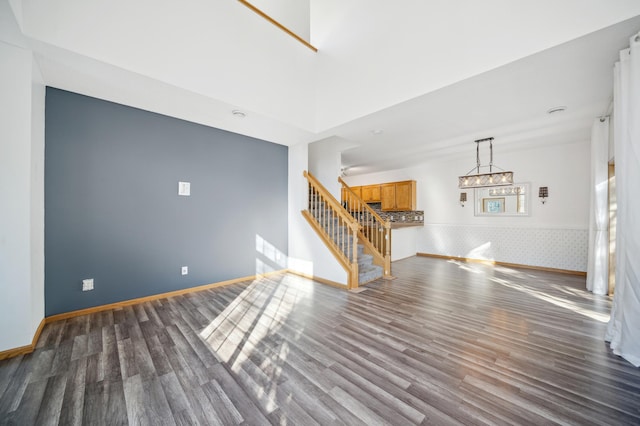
[
  {"xmin": 287, "ymin": 269, "xmax": 347, "ymax": 289},
  {"xmin": 0, "ymin": 344, "xmax": 33, "ymax": 361},
  {"xmin": 46, "ymin": 270, "xmax": 288, "ymax": 324},
  {"xmin": 0, "ymin": 318, "xmax": 46, "ymax": 361},
  {"xmin": 416, "ymin": 253, "xmax": 587, "ymax": 277},
  {"xmin": 0, "ymin": 270, "xmax": 288, "ymax": 361}
]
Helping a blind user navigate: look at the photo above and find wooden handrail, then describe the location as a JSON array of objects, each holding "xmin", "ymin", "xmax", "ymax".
[{"xmin": 305, "ymin": 171, "xmax": 359, "ymax": 229}]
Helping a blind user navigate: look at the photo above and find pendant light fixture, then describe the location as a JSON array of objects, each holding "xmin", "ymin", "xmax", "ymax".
[{"xmin": 458, "ymin": 137, "xmax": 514, "ymax": 189}]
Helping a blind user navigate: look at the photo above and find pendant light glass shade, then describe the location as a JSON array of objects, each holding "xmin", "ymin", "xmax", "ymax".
[{"xmin": 458, "ymin": 171, "xmax": 514, "ymax": 189}]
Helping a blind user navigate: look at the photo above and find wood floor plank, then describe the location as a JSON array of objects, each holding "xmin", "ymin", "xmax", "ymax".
[
  {"xmin": 207, "ymin": 363, "xmax": 270, "ymax": 424},
  {"xmin": 34, "ymin": 374, "xmax": 66, "ymax": 426},
  {"xmin": 330, "ymin": 361, "xmax": 426, "ymax": 424},
  {"xmin": 58, "ymin": 357, "xmax": 87, "ymax": 426},
  {"xmin": 324, "ymin": 365, "xmax": 421, "ymax": 425},
  {"xmin": 122, "ymin": 374, "xmax": 148, "ymax": 426},
  {"xmin": 328, "ymin": 385, "xmax": 391, "ymax": 426},
  {"xmin": 0, "ymin": 355, "xmax": 25, "ymax": 408},
  {"xmin": 186, "ymin": 385, "xmax": 226, "ymax": 426},
  {"xmin": 157, "ymin": 372, "xmax": 192, "ymax": 423},
  {"xmin": 105, "ymin": 380, "xmax": 128, "ymax": 425},
  {"xmin": 8, "ymin": 379, "xmax": 47, "ymax": 425},
  {"xmin": 200, "ymin": 379, "xmax": 243, "ymax": 425},
  {"xmin": 0, "ymin": 353, "xmax": 34, "ymax": 414},
  {"xmin": 1, "ymin": 258, "xmax": 640, "ymax": 425},
  {"xmin": 142, "ymin": 376, "xmax": 176, "ymax": 425}
]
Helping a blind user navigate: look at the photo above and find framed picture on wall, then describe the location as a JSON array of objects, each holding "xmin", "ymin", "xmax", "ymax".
[{"xmin": 482, "ymin": 197, "xmax": 505, "ymax": 213}]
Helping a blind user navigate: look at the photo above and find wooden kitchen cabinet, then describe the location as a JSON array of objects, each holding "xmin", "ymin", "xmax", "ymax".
[
  {"xmin": 344, "ymin": 180, "xmax": 416, "ymax": 211},
  {"xmin": 361, "ymin": 185, "xmax": 381, "ymax": 202},
  {"xmin": 381, "ymin": 184, "xmax": 396, "ymax": 210},
  {"xmin": 381, "ymin": 180, "xmax": 416, "ymax": 211},
  {"xmin": 394, "ymin": 181, "xmax": 416, "ymax": 210}
]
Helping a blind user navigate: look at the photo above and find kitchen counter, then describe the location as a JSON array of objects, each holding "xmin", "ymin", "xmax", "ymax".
[{"xmin": 367, "ymin": 203, "xmax": 424, "ymax": 228}]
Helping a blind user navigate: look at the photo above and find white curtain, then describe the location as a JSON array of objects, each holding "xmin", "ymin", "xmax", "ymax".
[
  {"xmin": 587, "ymin": 118, "xmax": 609, "ymax": 295},
  {"xmin": 605, "ymin": 32, "xmax": 640, "ymax": 367}
]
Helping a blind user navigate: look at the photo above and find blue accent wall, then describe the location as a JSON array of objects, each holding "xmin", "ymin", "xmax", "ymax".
[{"xmin": 45, "ymin": 88, "xmax": 288, "ymax": 316}]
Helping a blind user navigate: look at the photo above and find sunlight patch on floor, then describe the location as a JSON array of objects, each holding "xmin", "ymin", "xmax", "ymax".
[
  {"xmin": 489, "ymin": 276, "xmax": 610, "ymax": 323},
  {"xmin": 198, "ymin": 276, "xmax": 312, "ymax": 412},
  {"xmin": 451, "ymin": 261, "xmax": 610, "ymax": 323}
]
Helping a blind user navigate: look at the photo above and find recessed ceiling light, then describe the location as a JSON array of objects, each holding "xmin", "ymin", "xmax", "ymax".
[
  {"xmin": 371, "ymin": 129, "xmax": 383, "ymax": 135},
  {"xmin": 547, "ymin": 106, "xmax": 567, "ymax": 115},
  {"xmin": 232, "ymin": 109, "xmax": 246, "ymax": 118}
]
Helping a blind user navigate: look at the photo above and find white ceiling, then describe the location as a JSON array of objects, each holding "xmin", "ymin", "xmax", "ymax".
[
  {"xmin": 334, "ymin": 15, "xmax": 640, "ymax": 174},
  {"xmin": 4, "ymin": 0, "xmax": 640, "ymax": 176}
]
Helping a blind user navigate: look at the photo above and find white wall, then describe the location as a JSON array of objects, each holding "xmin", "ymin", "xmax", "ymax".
[
  {"xmin": 288, "ymin": 142, "xmax": 347, "ymax": 285},
  {"xmin": 308, "ymin": 140, "xmax": 342, "ymax": 200},
  {"xmin": 0, "ymin": 41, "xmax": 45, "ymax": 351},
  {"xmin": 344, "ymin": 140, "xmax": 591, "ymax": 271}
]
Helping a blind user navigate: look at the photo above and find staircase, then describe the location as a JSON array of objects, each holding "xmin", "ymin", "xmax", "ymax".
[
  {"xmin": 356, "ymin": 245, "xmax": 385, "ymax": 284},
  {"xmin": 320, "ymin": 215, "xmax": 384, "ymax": 285},
  {"xmin": 302, "ymin": 171, "xmax": 391, "ymax": 289}
]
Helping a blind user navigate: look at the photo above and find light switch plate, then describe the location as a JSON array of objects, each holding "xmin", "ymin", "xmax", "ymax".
[
  {"xmin": 181, "ymin": 266, "xmax": 188, "ymax": 275},
  {"xmin": 82, "ymin": 278, "xmax": 94, "ymax": 291},
  {"xmin": 178, "ymin": 181, "xmax": 191, "ymax": 196}
]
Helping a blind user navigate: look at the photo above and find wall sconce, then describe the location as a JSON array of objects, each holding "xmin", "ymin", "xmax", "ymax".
[
  {"xmin": 460, "ymin": 192, "xmax": 467, "ymax": 207},
  {"xmin": 539, "ymin": 186, "xmax": 548, "ymax": 204}
]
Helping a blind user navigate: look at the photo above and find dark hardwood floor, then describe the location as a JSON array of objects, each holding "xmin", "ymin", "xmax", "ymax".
[{"xmin": 1, "ymin": 256, "xmax": 639, "ymax": 425}]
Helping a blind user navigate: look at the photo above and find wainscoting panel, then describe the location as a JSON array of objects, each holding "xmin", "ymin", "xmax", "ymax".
[{"xmin": 418, "ymin": 224, "xmax": 588, "ymax": 272}]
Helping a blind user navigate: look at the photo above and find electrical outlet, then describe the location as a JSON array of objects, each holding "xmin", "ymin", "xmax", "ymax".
[
  {"xmin": 82, "ymin": 278, "xmax": 94, "ymax": 291},
  {"xmin": 181, "ymin": 266, "xmax": 188, "ymax": 275}
]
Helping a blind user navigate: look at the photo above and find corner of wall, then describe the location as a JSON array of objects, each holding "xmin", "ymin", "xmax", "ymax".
[
  {"xmin": 30, "ymin": 53, "xmax": 45, "ymax": 339},
  {"xmin": 0, "ymin": 42, "xmax": 44, "ymax": 351}
]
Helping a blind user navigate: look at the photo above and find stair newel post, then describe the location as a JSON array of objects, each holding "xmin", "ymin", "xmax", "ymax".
[
  {"xmin": 384, "ymin": 220, "xmax": 392, "ymax": 278},
  {"xmin": 350, "ymin": 220, "xmax": 360, "ymax": 289}
]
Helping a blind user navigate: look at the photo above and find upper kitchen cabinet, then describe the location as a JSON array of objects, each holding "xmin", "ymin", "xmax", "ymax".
[
  {"xmin": 381, "ymin": 180, "xmax": 416, "ymax": 211},
  {"xmin": 361, "ymin": 185, "xmax": 381, "ymax": 203}
]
